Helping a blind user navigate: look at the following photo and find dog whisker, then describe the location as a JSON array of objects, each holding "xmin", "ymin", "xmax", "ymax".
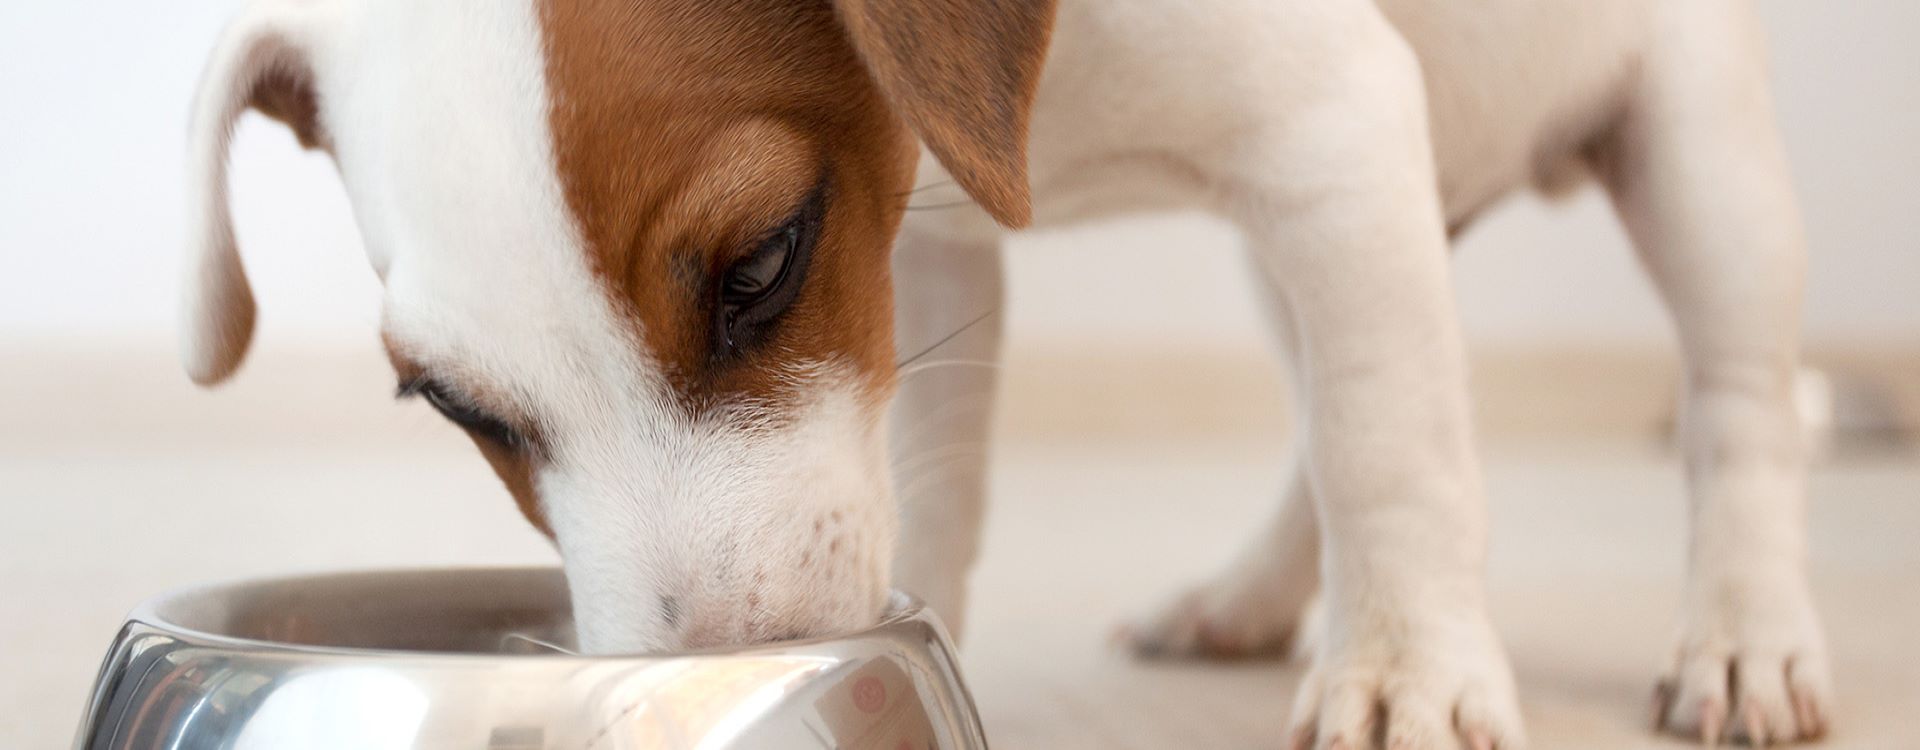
[
  {"xmin": 896, "ymin": 309, "xmax": 999, "ymax": 370},
  {"xmin": 897, "ymin": 358, "xmax": 1003, "ymax": 380},
  {"xmin": 889, "ymin": 443, "xmax": 992, "ymax": 508},
  {"xmin": 888, "ymin": 394, "xmax": 993, "ymax": 449},
  {"xmin": 895, "ymin": 469, "xmax": 990, "ymax": 512},
  {"xmin": 894, "ymin": 179, "xmax": 957, "ymax": 198},
  {"xmin": 888, "ymin": 438, "xmax": 992, "ymax": 473},
  {"xmin": 902, "ymin": 200, "xmax": 975, "ymax": 212}
]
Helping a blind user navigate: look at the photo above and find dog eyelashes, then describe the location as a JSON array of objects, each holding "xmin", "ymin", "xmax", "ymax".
[
  {"xmin": 713, "ymin": 182, "xmax": 827, "ymax": 357},
  {"xmin": 398, "ymin": 378, "xmax": 528, "ymax": 450}
]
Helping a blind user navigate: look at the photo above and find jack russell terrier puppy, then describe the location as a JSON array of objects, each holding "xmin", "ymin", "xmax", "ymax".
[{"xmin": 182, "ymin": 0, "xmax": 1829, "ymax": 746}]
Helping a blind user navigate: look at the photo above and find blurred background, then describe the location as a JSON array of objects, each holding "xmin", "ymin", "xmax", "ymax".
[{"xmin": 3, "ymin": 1, "xmax": 1916, "ymax": 748}]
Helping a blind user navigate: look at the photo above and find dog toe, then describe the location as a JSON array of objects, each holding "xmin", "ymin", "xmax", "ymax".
[
  {"xmin": 1285, "ymin": 629, "xmax": 1526, "ymax": 750},
  {"xmin": 1655, "ymin": 647, "xmax": 1833, "ymax": 745}
]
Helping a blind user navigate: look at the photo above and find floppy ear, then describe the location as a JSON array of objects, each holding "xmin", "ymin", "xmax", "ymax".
[
  {"xmin": 181, "ymin": 5, "xmax": 328, "ymax": 385},
  {"xmin": 832, "ymin": 0, "xmax": 1057, "ymax": 228}
]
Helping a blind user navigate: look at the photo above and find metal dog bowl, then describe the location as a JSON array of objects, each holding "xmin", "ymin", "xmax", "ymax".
[{"xmin": 74, "ymin": 567, "xmax": 986, "ymax": 749}]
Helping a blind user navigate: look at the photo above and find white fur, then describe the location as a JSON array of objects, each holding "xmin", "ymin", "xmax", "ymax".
[
  {"xmin": 184, "ymin": 0, "xmax": 894, "ymax": 655},
  {"xmin": 896, "ymin": 0, "xmax": 1830, "ymax": 746},
  {"xmin": 181, "ymin": 0, "xmax": 338, "ymax": 384},
  {"xmin": 184, "ymin": 0, "xmax": 1832, "ymax": 743}
]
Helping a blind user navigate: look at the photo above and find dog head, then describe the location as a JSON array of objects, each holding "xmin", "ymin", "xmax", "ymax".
[{"xmin": 182, "ymin": 0, "xmax": 1052, "ymax": 653}]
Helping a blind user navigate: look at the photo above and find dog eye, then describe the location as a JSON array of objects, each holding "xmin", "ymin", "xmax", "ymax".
[
  {"xmin": 724, "ymin": 227, "xmax": 798, "ymax": 304},
  {"xmin": 403, "ymin": 380, "xmax": 525, "ymax": 449},
  {"xmin": 715, "ymin": 187, "xmax": 824, "ymax": 353}
]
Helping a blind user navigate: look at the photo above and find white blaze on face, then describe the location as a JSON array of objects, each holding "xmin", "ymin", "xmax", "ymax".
[
  {"xmin": 288, "ymin": 0, "xmax": 893, "ymax": 653},
  {"xmin": 548, "ymin": 381, "xmax": 896, "ymax": 653}
]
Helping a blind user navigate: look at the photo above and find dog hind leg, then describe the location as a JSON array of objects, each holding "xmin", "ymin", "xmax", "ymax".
[{"xmin": 1124, "ymin": 263, "xmax": 1322, "ymax": 660}]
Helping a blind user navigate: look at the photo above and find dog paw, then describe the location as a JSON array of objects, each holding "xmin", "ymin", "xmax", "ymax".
[
  {"xmin": 1653, "ymin": 576, "xmax": 1833, "ymax": 745},
  {"xmin": 1287, "ymin": 611, "xmax": 1525, "ymax": 750},
  {"xmin": 1120, "ymin": 568, "xmax": 1314, "ymax": 660}
]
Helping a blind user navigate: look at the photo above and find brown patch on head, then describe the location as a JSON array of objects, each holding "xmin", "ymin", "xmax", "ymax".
[
  {"xmin": 382, "ymin": 336, "xmax": 553, "ymax": 537},
  {"xmin": 539, "ymin": 0, "xmax": 917, "ymax": 417}
]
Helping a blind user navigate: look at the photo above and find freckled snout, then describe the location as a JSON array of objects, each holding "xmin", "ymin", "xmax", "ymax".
[
  {"xmin": 541, "ymin": 393, "xmax": 901, "ymax": 656},
  {"xmin": 559, "ymin": 503, "xmax": 894, "ymax": 654}
]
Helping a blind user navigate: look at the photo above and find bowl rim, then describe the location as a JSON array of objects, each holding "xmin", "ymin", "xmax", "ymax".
[{"xmin": 125, "ymin": 565, "xmax": 927, "ymax": 662}]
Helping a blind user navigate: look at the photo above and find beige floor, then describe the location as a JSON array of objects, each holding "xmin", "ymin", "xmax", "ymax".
[{"xmin": 3, "ymin": 347, "xmax": 1917, "ymax": 748}]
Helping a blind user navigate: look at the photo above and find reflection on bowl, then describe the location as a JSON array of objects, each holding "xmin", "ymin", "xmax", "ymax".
[{"xmin": 74, "ymin": 567, "xmax": 985, "ymax": 749}]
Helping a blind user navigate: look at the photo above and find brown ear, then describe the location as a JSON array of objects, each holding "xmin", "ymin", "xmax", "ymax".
[{"xmin": 833, "ymin": 0, "xmax": 1057, "ymax": 228}]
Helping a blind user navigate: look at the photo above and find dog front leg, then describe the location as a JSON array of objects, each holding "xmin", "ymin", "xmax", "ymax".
[
  {"xmin": 887, "ymin": 210, "xmax": 1006, "ymax": 642},
  {"xmin": 1219, "ymin": 23, "xmax": 1523, "ymax": 749}
]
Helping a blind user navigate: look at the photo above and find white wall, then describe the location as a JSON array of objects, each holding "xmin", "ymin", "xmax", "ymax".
[
  {"xmin": 1, "ymin": 0, "xmax": 379, "ymax": 347},
  {"xmin": 2, "ymin": 1, "xmax": 1914, "ymax": 355}
]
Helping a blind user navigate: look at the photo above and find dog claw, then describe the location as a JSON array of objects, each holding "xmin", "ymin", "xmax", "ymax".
[
  {"xmin": 1792, "ymin": 687, "xmax": 1829, "ymax": 739},
  {"xmin": 1651, "ymin": 679, "xmax": 1676, "ymax": 730},
  {"xmin": 1790, "ymin": 692, "xmax": 1814, "ymax": 737},
  {"xmin": 1744, "ymin": 704, "xmax": 1769, "ymax": 747},
  {"xmin": 1701, "ymin": 703, "xmax": 1723, "ymax": 748}
]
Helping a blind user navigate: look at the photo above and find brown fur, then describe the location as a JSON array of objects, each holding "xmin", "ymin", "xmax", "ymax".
[
  {"xmin": 248, "ymin": 60, "xmax": 326, "ymax": 151},
  {"xmin": 833, "ymin": 0, "xmax": 1057, "ymax": 227},
  {"xmin": 539, "ymin": 0, "xmax": 915, "ymax": 416},
  {"xmin": 470, "ymin": 0, "xmax": 1054, "ymax": 538},
  {"xmin": 472, "ymin": 437, "xmax": 551, "ymax": 537}
]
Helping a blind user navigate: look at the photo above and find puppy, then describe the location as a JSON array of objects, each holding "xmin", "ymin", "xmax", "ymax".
[{"xmin": 183, "ymin": 0, "xmax": 1829, "ymax": 746}]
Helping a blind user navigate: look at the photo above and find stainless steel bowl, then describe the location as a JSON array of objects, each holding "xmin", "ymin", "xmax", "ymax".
[{"xmin": 74, "ymin": 567, "xmax": 985, "ymax": 749}]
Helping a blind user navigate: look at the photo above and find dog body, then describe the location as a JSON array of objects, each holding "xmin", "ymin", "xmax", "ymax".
[
  {"xmin": 182, "ymin": 0, "xmax": 1827, "ymax": 746},
  {"xmin": 897, "ymin": 1, "xmax": 1829, "ymax": 746}
]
